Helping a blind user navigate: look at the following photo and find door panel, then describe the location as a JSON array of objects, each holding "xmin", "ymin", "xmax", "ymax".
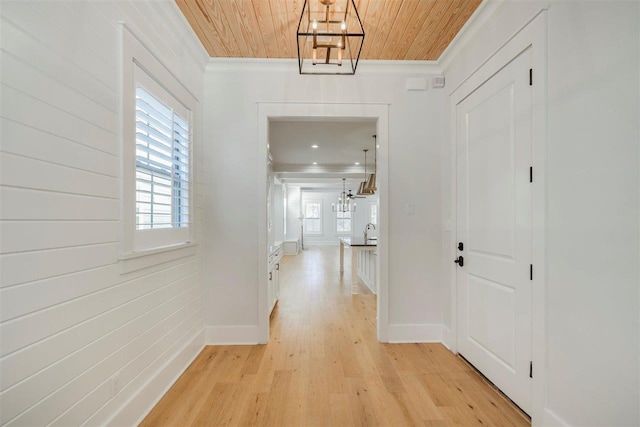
[
  {"xmin": 468, "ymin": 275, "xmax": 516, "ymax": 369},
  {"xmin": 456, "ymin": 47, "xmax": 532, "ymax": 413},
  {"xmin": 467, "ymin": 83, "xmax": 516, "ymax": 259}
]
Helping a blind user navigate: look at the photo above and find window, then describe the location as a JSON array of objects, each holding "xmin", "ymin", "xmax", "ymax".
[
  {"xmin": 303, "ymin": 199, "xmax": 322, "ymax": 235},
  {"xmin": 135, "ymin": 86, "xmax": 190, "ymax": 231},
  {"xmin": 121, "ymin": 27, "xmax": 198, "ymax": 256},
  {"xmin": 283, "ymin": 185, "xmax": 287, "ymax": 237},
  {"xmin": 336, "ymin": 209, "xmax": 352, "ymax": 234},
  {"xmin": 369, "ymin": 202, "xmax": 378, "ymax": 225}
]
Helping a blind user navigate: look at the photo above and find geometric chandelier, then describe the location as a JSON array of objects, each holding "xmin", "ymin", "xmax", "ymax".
[
  {"xmin": 332, "ymin": 178, "xmax": 357, "ymax": 212},
  {"xmin": 297, "ymin": 0, "xmax": 365, "ymax": 75}
]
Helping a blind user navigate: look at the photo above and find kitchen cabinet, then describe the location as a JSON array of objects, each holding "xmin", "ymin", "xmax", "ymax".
[{"xmin": 268, "ymin": 244, "xmax": 283, "ymax": 316}]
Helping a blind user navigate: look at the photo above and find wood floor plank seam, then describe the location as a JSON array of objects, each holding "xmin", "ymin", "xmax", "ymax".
[{"xmin": 142, "ymin": 246, "xmax": 530, "ymax": 427}]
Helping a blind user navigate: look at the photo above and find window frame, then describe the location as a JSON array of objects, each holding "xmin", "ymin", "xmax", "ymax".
[
  {"xmin": 121, "ymin": 27, "xmax": 198, "ymax": 258},
  {"xmin": 303, "ymin": 199, "xmax": 323, "ymax": 236},
  {"xmin": 369, "ymin": 202, "xmax": 378, "ymax": 226},
  {"xmin": 335, "ymin": 208, "xmax": 352, "ymax": 235}
]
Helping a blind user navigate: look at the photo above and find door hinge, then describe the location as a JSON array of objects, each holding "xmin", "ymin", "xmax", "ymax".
[
  {"xmin": 529, "ymin": 68, "xmax": 533, "ymax": 85},
  {"xmin": 529, "ymin": 166, "xmax": 533, "ymax": 183},
  {"xmin": 529, "ymin": 361, "xmax": 533, "ymax": 378},
  {"xmin": 530, "ymin": 264, "xmax": 533, "ymax": 280}
]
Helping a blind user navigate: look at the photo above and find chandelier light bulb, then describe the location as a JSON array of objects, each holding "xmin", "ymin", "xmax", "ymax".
[
  {"xmin": 341, "ymin": 21, "xmax": 346, "ymax": 31},
  {"xmin": 312, "ymin": 19, "xmax": 318, "ymax": 30}
]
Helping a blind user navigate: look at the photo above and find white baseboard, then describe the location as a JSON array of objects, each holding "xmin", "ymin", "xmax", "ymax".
[
  {"xmin": 205, "ymin": 325, "xmax": 259, "ymax": 345},
  {"xmin": 99, "ymin": 326, "xmax": 205, "ymax": 427},
  {"xmin": 387, "ymin": 324, "xmax": 443, "ymax": 343},
  {"xmin": 304, "ymin": 241, "xmax": 340, "ymax": 246},
  {"xmin": 357, "ymin": 271, "xmax": 376, "ymax": 294},
  {"xmin": 541, "ymin": 408, "xmax": 570, "ymax": 426},
  {"xmin": 441, "ymin": 326, "xmax": 454, "ymax": 351}
]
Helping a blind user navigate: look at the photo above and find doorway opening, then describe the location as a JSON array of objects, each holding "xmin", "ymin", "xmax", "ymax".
[{"xmin": 257, "ymin": 103, "xmax": 390, "ymax": 344}]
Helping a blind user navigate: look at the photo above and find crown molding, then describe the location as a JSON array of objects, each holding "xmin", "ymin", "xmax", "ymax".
[
  {"xmin": 437, "ymin": 0, "xmax": 511, "ymax": 72},
  {"xmin": 206, "ymin": 57, "xmax": 441, "ymax": 74}
]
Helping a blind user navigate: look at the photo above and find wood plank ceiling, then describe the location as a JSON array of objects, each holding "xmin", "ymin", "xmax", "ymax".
[{"xmin": 175, "ymin": 0, "xmax": 482, "ymax": 60}]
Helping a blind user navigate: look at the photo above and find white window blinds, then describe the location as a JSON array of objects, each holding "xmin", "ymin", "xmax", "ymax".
[{"xmin": 135, "ymin": 85, "xmax": 190, "ymax": 230}]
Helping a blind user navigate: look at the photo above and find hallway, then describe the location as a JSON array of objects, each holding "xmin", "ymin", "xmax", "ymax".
[{"xmin": 142, "ymin": 246, "xmax": 529, "ymax": 426}]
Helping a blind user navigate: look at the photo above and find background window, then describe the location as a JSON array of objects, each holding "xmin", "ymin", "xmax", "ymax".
[
  {"xmin": 135, "ymin": 86, "xmax": 190, "ymax": 230},
  {"xmin": 304, "ymin": 200, "xmax": 322, "ymax": 235},
  {"xmin": 369, "ymin": 203, "xmax": 377, "ymax": 225},
  {"xmin": 336, "ymin": 210, "xmax": 352, "ymax": 234}
]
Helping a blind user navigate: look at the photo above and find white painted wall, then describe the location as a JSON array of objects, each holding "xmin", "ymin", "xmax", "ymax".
[
  {"xmin": 272, "ymin": 182, "xmax": 285, "ymax": 245},
  {"xmin": 0, "ymin": 1, "xmax": 207, "ymax": 425},
  {"xmin": 441, "ymin": 1, "xmax": 639, "ymax": 425},
  {"xmin": 204, "ymin": 63, "xmax": 445, "ymax": 341},
  {"xmin": 285, "ymin": 185, "xmax": 302, "ymax": 243}
]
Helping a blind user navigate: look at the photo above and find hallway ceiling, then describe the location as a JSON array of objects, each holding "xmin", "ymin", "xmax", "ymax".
[
  {"xmin": 175, "ymin": 0, "xmax": 482, "ymax": 60},
  {"xmin": 269, "ymin": 119, "xmax": 377, "ymax": 186}
]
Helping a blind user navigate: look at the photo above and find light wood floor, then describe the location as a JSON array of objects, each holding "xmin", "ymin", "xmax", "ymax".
[{"xmin": 142, "ymin": 246, "xmax": 529, "ymax": 426}]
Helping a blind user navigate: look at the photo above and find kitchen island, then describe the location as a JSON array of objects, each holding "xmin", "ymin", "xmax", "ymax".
[{"xmin": 339, "ymin": 237, "xmax": 377, "ymax": 294}]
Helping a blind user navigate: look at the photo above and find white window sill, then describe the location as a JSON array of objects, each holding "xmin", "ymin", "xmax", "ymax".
[{"xmin": 119, "ymin": 242, "xmax": 197, "ymax": 274}]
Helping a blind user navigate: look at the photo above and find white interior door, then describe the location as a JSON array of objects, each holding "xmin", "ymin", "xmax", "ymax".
[{"xmin": 456, "ymin": 47, "xmax": 532, "ymax": 413}]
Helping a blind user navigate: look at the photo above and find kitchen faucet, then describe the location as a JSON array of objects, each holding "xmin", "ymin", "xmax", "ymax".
[{"xmin": 364, "ymin": 223, "xmax": 376, "ymax": 241}]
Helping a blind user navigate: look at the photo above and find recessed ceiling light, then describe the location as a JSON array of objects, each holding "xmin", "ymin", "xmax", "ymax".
[
  {"xmin": 311, "ymin": 144, "xmax": 319, "ymax": 149},
  {"xmin": 354, "ymin": 162, "xmax": 360, "ymax": 165},
  {"xmin": 312, "ymin": 162, "xmax": 318, "ymax": 165}
]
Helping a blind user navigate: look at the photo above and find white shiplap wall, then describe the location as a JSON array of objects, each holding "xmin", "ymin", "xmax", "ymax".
[{"xmin": 0, "ymin": 1, "xmax": 208, "ymax": 425}]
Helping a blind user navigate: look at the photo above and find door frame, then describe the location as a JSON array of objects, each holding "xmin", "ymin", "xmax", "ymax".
[
  {"xmin": 448, "ymin": 12, "xmax": 547, "ymax": 424},
  {"xmin": 257, "ymin": 102, "xmax": 390, "ymax": 344}
]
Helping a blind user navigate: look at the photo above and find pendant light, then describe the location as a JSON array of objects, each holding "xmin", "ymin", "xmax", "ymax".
[
  {"xmin": 357, "ymin": 149, "xmax": 374, "ymax": 195},
  {"xmin": 364, "ymin": 135, "xmax": 377, "ymax": 192},
  {"xmin": 332, "ymin": 178, "xmax": 356, "ymax": 212},
  {"xmin": 296, "ymin": 0, "xmax": 365, "ymax": 75}
]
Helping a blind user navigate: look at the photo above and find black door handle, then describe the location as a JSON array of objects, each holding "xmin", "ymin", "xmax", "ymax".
[
  {"xmin": 458, "ymin": 242, "xmax": 464, "ymax": 251},
  {"xmin": 454, "ymin": 256, "xmax": 464, "ymax": 267}
]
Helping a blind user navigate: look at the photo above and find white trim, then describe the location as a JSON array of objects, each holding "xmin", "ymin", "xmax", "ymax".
[
  {"xmin": 258, "ymin": 102, "xmax": 390, "ymax": 343},
  {"xmin": 207, "ymin": 58, "xmax": 441, "ymax": 74},
  {"xmin": 120, "ymin": 25, "xmax": 198, "ymax": 257},
  {"xmin": 302, "ymin": 198, "xmax": 323, "ymax": 235},
  {"xmin": 205, "ymin": 326, "xmax": 260, "ymax": 345},
  {"xmin": 542, "ymin": 409, "xmax": 570, "ymax": 427},
  {"xmin": 107, "ymin": 327, "xmax": 204, "ymax": 426},
  {"xmin": 387, "ymin": 324, "xmax": 443, "ymax": 344},
  {"xmin": 441, "ymin": 326, "xmax": 455, "ymax": 351},
  {"xmin": 119, "ymin": 242, "xmax": 196, "ymax": 260},
  {"xmin": 118, "ymin": 244, "xmax": 197, "ymax": 274},
  {"xmin": 357, "ymin": 271, "xmax": 376, "ymax": 294},
  {"xmin": 438, "ymin": 0, "xmax": 511, "ymax": 72},
  {"xmin": 448, "ymin": 10, "xmax": 547, "ymax": 425},
  {"xmin": 304, "ymin": 241, "xmax": 341, "ymax": 246}
]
